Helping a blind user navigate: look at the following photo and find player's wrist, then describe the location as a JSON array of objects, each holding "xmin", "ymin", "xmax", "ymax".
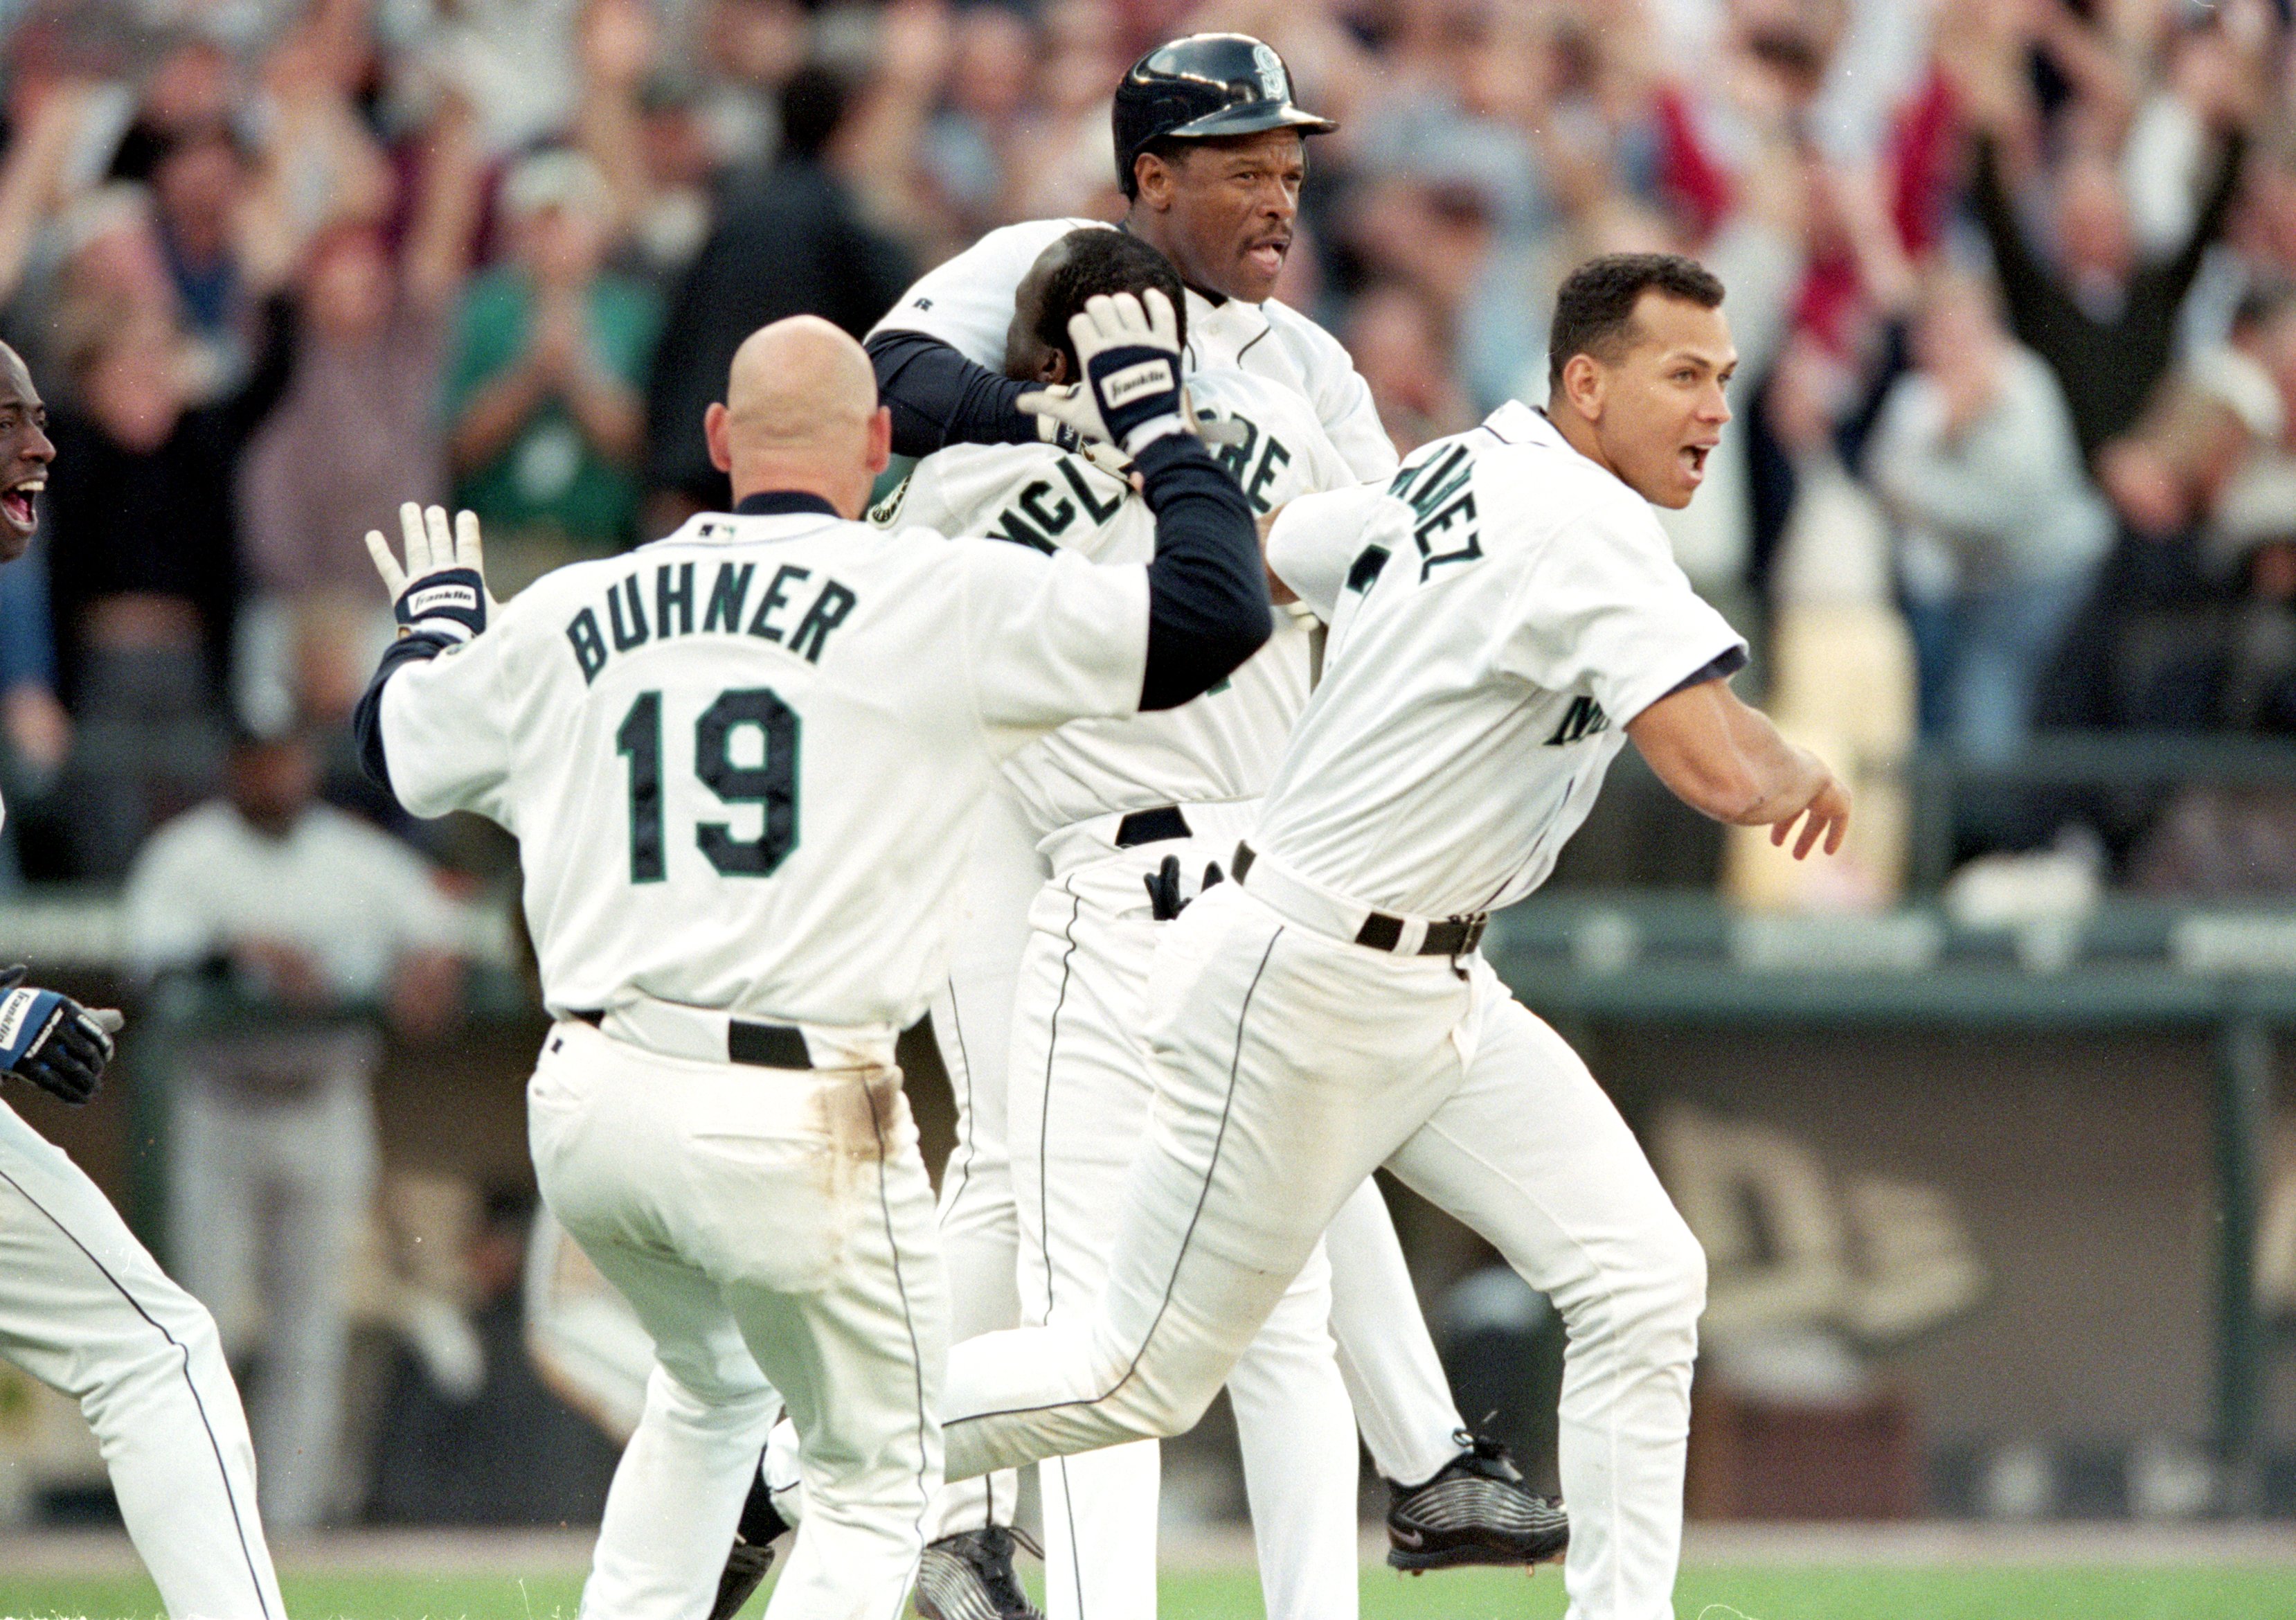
[{"xmin": 1118, "ymin": 413, "xmax": 1187, "ymax": 454}]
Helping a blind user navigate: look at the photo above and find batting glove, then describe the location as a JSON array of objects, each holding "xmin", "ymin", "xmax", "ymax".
[
  {"xmin": 366, "ymin": 503, "xmax": 496, "ymax": 643},
  {"xmin": 0, "ymin": 965, "xmax": 123, "ymax": 1107},
  {"xmin": 1144, "ymin": 855, "xmax": 1226, "ymax": 922},
  {"xmin": 1020, "ymin": 290, "xmax": 1190, "ymax": 456}
]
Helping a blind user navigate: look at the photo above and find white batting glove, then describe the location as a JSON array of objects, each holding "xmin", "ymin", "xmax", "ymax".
[
  {"xmin": 366, "ymin": 503, "xmax": 498, "ymax": 643},
  {"xmin": 1019, "ymin": 290, "xmax": 1190, "ymax": 455}
]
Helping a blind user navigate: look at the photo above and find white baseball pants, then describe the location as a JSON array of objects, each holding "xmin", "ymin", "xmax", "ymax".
[
  {"xmin": 922, "ymin": 787, "xmax": 1041, "ymax": 1541},
  {"xmin": 0, "ymin": 1096, "xmax": 283, "ymax": 1620},
  {"xmin": 942, "ymin": 882, "xmax": 1707, "ymax": 1620},
  {"xmin": 528, "ymin": 1019, "xmax": 947, "ymax": 1620},
  {"xmin": 1010, "ymin": 842, "xmax": 1357, "ymax": 1620}
]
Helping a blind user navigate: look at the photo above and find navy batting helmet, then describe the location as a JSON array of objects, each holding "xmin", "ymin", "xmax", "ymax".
[{"xmin": 1112, "ymin": 34, "xmax": 1337, "ymax": 199}]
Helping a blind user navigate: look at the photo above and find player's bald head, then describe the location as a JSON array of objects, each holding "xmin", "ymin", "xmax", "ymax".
[{"xmin": 707, "ymin": 316, "xmax": 892, "ymax": 519}]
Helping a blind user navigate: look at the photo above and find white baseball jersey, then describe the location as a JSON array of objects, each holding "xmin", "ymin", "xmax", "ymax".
[
  {"xmin": 375, "ymin": 504, "xmax": 1154, "ymax": 1029},
  {"xmin": 872, "ymin": 217, "xmax": 1400, "ymax": 483},
  {"xmin": 873, "ymin": 369, "xmax": 1350, "ymax": 841},
  {"xmin": 1259, "ymin": 400, "xmax": 1746, "ymax": 919}
]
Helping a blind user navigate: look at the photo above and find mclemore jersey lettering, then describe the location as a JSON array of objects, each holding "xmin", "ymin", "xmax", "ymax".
[
  {"xmin": 872, "ymin": 368, "xmax": 1353, "ymax": 842},
  {"xmin": 872, "ymin": 218, "xmax": 1400, "ymax": 484},
  {"xmin": 374, "ymin": 508, "xmax": 1155, "ymax": 1029},
  {"xmin": 1259, "ymin": 400, "xmax": 1748, "ymax": 920}
]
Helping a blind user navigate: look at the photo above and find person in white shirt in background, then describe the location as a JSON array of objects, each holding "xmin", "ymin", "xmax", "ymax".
[
  {"xmin": 124, "ymin": 724, "xmax": 469, "ymax": 1531},
  {"xmin": 1865, "ymin": 272, "xmax": 2115, "ymax": 763}
]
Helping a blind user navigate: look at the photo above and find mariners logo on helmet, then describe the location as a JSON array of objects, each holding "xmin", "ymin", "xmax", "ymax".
[
  {"xmin": 1111, "ymin": 33, "xmax": 1338, "ymax": 197},
  {"xmin": 1252, "ymin": 43, "xmax": 1287, "ymax": 100}
]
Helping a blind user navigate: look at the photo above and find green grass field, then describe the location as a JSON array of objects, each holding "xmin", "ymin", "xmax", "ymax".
[{"xmin": 1, "ymin": 1565, "xmax": 2293, "ymax": 1619}]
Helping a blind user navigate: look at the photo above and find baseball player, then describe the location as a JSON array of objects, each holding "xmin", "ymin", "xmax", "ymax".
[
  {"xmin": 881, "ymin": 226, "xmax": 1366, "ymax": 1620},
  {"xmin": 838, "ymin": 35, "xmax": 1558, "ymax": 1610},
  {"xmin": 356, "ymin": 306, "xmax": 1269, "ymax": 1619},
  {"xmin": 868, "ymin": 33, "xmax": 1397, "ymax": 488},
  {"xmin": 931, "ymin": 254, "xmax": 1854, "ymax": 1620},
  {"xmin": 0, "ymin": 341, "xmax": 285, "ymax": 1620}
]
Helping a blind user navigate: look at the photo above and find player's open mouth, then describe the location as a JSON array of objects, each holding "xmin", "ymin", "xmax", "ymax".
[
  {"xmin": 1681, "ymin": 444, "xmax": 1712, "ymax": 481},
  {"xmin": 1246, "ymin": 238, "xmax": 1289, "ymax": 277},
  {"xmin": 1, "ymin": 479, "xmax": 41, "ymax": 530}
]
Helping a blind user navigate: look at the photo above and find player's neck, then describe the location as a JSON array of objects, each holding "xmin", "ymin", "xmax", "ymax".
[
  {"xmin": 1544, "ymin": 398, "xmax": 1620, "ymax": 483},
  {"xmin": 730, "ymin": 466, "xmax": 865, "ymax": 521}
]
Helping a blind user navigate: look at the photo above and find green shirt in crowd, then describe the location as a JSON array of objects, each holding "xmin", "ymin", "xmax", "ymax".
[{"xmin": 445, "ymin": 269, "xmax": 661, "ymax": 551}]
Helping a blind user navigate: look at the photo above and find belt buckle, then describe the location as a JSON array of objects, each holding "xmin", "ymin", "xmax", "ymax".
[{"xmin": 1459, "ymin": 914, "xmax": 1487, "ymax": 955}]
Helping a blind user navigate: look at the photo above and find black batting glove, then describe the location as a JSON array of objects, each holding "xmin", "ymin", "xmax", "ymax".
[
  {"xmin": 1144, "ymin": 856, "xmax": 1227, "ymax": 923},
  {"xmin": 0, "ymin": 965, "xmax": 120, "ymax": 1106}
]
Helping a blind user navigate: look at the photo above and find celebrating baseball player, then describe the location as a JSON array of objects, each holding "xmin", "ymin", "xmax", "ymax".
[
  {"xmin": 356, "ymin": 305, "xmax": 1270, "ymax": 1618},
  {"xmin": 874, "ymin": 224, "xmax": 1543, "ymax": 1620},
  {"xmin": 929, "ymin": 253, "xmax": 1852, "ymax": 1620},
  {"xmin": 868, "ymin": 33, "xmax": 1397, "ymax": 485},
  {"xmin": 816, "ymin": 35, "xmax": 1563, "ymax": 1616},
  {"xmin": 0, "ymin": 341, "xmax": 285, "ymax": 1620}
]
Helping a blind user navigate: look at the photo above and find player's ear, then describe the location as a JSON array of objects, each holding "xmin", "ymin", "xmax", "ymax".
[
  {"xmin": 704, "ymin": 402, "xmax": 733, "ymax": 473},
  {"xmin": 1134, "ymin": 151, "xmax": 1174, "ymax": 211},
  {"xmin": 865, "ymin": 404, "xmax": 892, "ymax": 477},
  {"xmin": 1037, "ymin": 350, "xmax": 1070, "ymax": 386},
  {"xmin": 1559, "ymin": 353, "xmax": 1606, "ymax": 424}
]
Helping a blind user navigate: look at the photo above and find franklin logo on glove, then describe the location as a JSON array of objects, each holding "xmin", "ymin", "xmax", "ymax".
[{"xmin": 1101, "ymin": 360, "xmax": 1176, "ymax": 411}]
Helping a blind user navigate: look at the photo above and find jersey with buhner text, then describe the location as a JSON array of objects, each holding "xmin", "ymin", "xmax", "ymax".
[
  {"xmin": 1257, "ymin": 400, "xmax": 1746, "ymax": 920},
  {"xmin": 376, "ymin": 509, "xmax": 1149, "ymax": 1029}
]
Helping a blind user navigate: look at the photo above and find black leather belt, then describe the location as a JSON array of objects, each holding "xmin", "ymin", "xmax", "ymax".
[
  {"xmin": 1115, "ymin": 805, "xmax": 1192, "ymax": 847},
  {"xmin": 569, "ymin": 1008, "xmax": 814, "ymax": 1069},
  {"xmin": 1232, "ymin": 843, "xmax": 1487, "ymax": 957}
]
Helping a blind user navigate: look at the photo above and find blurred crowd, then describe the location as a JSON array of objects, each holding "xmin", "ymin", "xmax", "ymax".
[{"xmin": 3, "ymin": 0, "xmax": 2296, "ymax": 891}]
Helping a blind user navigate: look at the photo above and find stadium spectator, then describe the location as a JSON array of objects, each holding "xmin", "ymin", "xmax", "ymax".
[
  {"xmin": 43, "ymin": 287, "xmax": 293, "ymax": 877},
  {"xmin": 1962, "ymin": 84, "xmax": 2251, "ymax": 462},
  {"xmin": 643, "ymin": 64, "xmax": 912, "ymax": 524},
  {"xmin": 1867, "ymin": 274, "xmax": 2115, "ymax": 760},
  {"xmin": 444, "ymin": 149, "xmax": 658, "ymax": 589},
  {"xmin": 122, "ymin": 727, "xmax": 469, "ymax": 1531},
  {"xmin": 235, "ymin": 98, "xmax": 482, "ymax": 735}
]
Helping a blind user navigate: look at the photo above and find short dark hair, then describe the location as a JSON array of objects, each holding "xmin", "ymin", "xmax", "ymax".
[
  {"xmin": 1547, "ymin": 253, "xmax": 1725, "ymax": 391},
  {"xmin": 1034, "ymin": 229, "xmax": 1189, "ymax": 369}
]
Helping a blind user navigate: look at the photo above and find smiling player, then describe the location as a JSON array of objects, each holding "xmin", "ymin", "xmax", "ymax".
[{"xmin": 0, "ymin": 342, "xmax": 284, "ymax": 1620}]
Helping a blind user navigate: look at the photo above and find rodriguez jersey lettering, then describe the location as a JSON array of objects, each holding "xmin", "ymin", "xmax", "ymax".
[
  {"xmin": 1258, "ymin": 400, "xmax": 1747, "ymax": 919},
  {"xmin": 873, "ymin": 369, "xmax": 1350, "ymax": 841},
  {"xmin": 375, "ymin": 508, "xmax": 1149, "ymax": 1028},
  {"xmin": 872, "ymin": 218, "xmax": 1400, "ymax": 483}
]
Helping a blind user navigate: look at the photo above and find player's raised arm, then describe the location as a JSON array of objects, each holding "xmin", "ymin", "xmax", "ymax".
[
  {"xmin": 1626, "ymin": 675, "xmax": 1851, "ymax": 859},
  {"xmin": 1035, "ymin": 288, "xmax": 1268, "ymax": 712}
]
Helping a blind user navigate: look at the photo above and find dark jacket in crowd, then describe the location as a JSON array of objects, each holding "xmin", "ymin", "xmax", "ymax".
[
  {"xmin": 1972, "ymin": 132, "xmax": 2246, "ymax": 463},
  {"xmin": 44, "ymin": 299, "xmax": 295, "ymax": 704},
  {"xmin": 644, "ymin": 157, "xmax": 915, "ymax": 510}
]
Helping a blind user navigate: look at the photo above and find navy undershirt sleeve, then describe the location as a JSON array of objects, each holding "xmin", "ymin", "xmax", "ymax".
[
  {"xmin": 1133, "ymin": 434, "xmax": 1271, "ymax": 711},
  {"xmin": 352, "ymin": 632, "xmax": 455, "ymax": 795},
  {"xmin": 866, "ymin": 330, "xmax": 1039, "ymax": 458},
  {"xmin": 1660, "ymin": 644, "xmax": 1751, "ymax": 702}
]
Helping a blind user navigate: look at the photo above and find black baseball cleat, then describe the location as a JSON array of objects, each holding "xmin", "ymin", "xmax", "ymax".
[
  {"xmin": 1385, "ymin": 1433, "xmax": 1570, "ymax": 1572},
  {"xmin": 911, "ymin": 1525, "xmax": 1045, "ymax": 1619},
  {"xmin": 708, "ymin": 1471, "xmax": 792, "ymax": 1620}
]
